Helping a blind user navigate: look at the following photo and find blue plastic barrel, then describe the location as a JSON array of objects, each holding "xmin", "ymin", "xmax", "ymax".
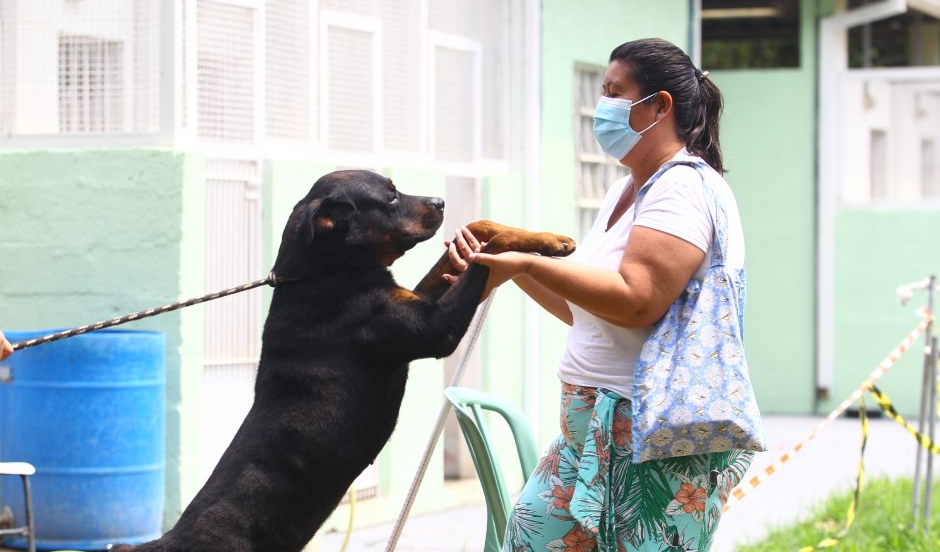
[{"xmin": 0, "ymin": 329, "xmax": 165, "ymax": 550}]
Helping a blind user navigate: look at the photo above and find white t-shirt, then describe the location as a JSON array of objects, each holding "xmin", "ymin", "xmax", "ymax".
[{"xmin": 556, "ymin": 149, "xmax": 745, "ymax": 398}]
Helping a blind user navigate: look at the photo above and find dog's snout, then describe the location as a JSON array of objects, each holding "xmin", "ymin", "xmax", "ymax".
[{"xmin": 428, "ymin": 197, "xmax": 445, "ymax": 212}]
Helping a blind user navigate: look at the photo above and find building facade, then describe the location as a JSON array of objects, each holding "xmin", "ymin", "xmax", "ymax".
[{"xmin": 1, "ymin": 0, "xmax": 940, "ymax": 545}]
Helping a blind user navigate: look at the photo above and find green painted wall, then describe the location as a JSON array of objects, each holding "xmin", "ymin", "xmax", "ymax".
[
  {"xmin": 712, "ymin": 0, "xmax": 820, "ymax": 414},
  {"xmin": 480, "ymin": 172, "xmax": 530, "ymax": 493},
  {"xmin": 828, "ymin": 211, "xmax": 940, "ymax": 417},
  {"xmin": 0, "ymin": 148, "xmax": 205, "ymax": 527},
  {"xmin": 167, "ymin": 151, "xmax": 206, "ymax": 526}
]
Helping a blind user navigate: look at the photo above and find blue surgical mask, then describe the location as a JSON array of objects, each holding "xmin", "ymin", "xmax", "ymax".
[{"xmin": 593, "ymin": 93, "xmax": 660, "ymax": 160}]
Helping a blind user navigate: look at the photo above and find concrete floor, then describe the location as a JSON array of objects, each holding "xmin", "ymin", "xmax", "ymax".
[
  {"xmin": 1, "ymin": 414, "xmax": 931, "ymax": 552},
  {"xmin": 317, "ymin": 414, "xmax": 929, "ymax": 552}
]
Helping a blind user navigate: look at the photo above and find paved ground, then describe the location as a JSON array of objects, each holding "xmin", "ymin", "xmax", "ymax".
[
  {"xmin": 1, "ymin": 415, "xmax": 928, "ymax": 552},
  {"xmin": 316, "ymin": 414, "xmax": 930, "ymax": 552}
]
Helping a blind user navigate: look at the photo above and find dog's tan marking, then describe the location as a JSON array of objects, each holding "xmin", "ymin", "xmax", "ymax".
[{"xmin": 391, "ymin": 287, "xmax": 421, "ymax": 302}]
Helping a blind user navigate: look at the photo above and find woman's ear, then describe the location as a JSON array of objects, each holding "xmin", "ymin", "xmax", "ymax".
[{"xmin": 656, "ymin": 90, "xmax": 674, "ymax": 119}]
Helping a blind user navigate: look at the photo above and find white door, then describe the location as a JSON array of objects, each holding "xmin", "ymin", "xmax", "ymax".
[{"xmin": 201, "ymin": 158, "xmax": 263, "ymax": 480}]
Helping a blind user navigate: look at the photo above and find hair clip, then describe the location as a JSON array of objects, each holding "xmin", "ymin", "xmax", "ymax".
[{"xmin": 698, "ymin": 70, "xmax": 710, "ymax": 82}]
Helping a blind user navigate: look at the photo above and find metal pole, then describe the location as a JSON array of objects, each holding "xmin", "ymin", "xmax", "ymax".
[
  {"xmin": 912, "ymin": 275, "xmax": 936, "ymax": 525},
  {"xmin": 923, "ymin": 335, "xmax": 938, "ymax": 522}
]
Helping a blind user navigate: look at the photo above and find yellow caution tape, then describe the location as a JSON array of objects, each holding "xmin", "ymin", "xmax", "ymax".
[
  {"xmin": 869, "ymin": 385, "xmax": 940, "ymax": 454},
  {"xmin": 796, "ymin": 394, "xmax": 868, "ymax": 552},
  {"xmin": 795, "ymin": 378, "xmax": 940, "ymax": 552},
  {"xmin": 724, "ymin": 314, "xmax": 931, "ymax": 512}
]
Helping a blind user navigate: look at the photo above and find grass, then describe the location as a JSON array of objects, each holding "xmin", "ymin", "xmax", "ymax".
[{"xmin": 735, "ymin": 477, "xmax": 940, "ymax": 552}]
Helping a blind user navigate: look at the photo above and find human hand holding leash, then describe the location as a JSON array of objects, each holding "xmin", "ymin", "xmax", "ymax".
[{"xmin": 1, "ymin": 331, "xmax": 13, "ymax": 361}]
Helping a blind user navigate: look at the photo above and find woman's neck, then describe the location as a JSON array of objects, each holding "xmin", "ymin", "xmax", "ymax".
[{"xmin": 629, "ymin": 146, "xmax": 684, "ymax": 190}]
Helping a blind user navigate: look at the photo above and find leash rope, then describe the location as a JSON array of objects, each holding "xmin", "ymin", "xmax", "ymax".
[
  {"xmin": 9, "ymin": 273, "xmax": 294, "ymax": 352},
  {"xmin": 384, "ymin": 290, "xmax": 497, "ymax": 552},
  {"xmin": 724, "ymin": 312, "xmax": 932, "ymax": 512}
]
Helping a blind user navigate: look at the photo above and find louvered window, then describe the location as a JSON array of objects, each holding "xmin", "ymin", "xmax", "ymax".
[
  {"xmin": 197, "ymin": 0, "xmax": 257, "ymax": 143},
  {"xmin": 59, "ymin": 35, "xmax": 124, "ymax": 132}
]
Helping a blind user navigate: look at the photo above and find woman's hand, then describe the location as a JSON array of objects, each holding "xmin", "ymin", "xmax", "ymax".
[
  {"xmin": 467, "ymin": 250, "xmax": 534, "ymax": 289},
  {"xmin": 0, "ymin": 331, "xmax": 13, "ymax": 361},
  {"xmin": 443, "ymin": 227, "xmax": 485, "ymax": 284}
]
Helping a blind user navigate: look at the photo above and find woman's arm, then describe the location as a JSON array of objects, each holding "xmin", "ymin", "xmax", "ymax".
[
  {"xmin": 471, "ymin": 225, "xmax": 704, "ymax": 328},
  {"xmin": 510, "ymin": 274, "xmax": 573, "ymax": 326}
]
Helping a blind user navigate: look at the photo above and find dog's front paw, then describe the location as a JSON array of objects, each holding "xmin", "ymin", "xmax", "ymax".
[
  {"xmin": 530, "ymin": 232, "xmax": 576, "ymax": 257},
  {"xmin": 483, "ymin": 231, "xmax": 576, "ymax": 256}
]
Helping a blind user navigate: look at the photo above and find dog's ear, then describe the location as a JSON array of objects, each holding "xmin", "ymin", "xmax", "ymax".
[{"xmin": 302, "ymin": 197, "xmax": 353, "ymax": 246}]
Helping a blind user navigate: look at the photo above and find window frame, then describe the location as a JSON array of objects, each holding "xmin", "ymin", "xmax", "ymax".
[{"xmin": 318, "ymin": 10, "xmax": 383, "ymax": 158}]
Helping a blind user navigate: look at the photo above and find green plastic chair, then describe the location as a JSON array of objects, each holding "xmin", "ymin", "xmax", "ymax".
[{"xmin": 444, "ymin": 387, "xmax": 539, "ymax": 552}]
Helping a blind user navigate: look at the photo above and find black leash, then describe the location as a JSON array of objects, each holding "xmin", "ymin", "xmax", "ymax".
[{"xmin": 10, "ymin": 272, "xmax": 297, "ymax": 352}]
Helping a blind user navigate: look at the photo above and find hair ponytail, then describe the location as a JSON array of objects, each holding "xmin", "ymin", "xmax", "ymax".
[
  {"xmin": 609, "ymin": 38, "xmax": 727, "ymax": 174},
  {"xmin": 689, "ymin": 76, "xmax": 724, "ymax": 174}
]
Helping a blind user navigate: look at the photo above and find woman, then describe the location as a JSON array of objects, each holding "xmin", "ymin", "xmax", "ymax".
[{"xmin": 448, "ymin": 38, "xmax": 755, "ymax": 551}]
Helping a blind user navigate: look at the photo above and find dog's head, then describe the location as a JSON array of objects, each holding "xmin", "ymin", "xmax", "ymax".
[{"xmin": 273, "ymin": 170, "xmax": 445, "ymax": 277}]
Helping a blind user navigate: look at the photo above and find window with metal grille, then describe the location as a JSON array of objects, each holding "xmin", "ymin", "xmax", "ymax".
[
  {"xmin": 319, "ymin": 0, "xmax": 379, "ymax": 15},
  {"xmin": 321, "ymin": 14, "xmax": 380, "ymax": 153},
  {"xmin": 432, "ymin": 38, "xmax": 479, "ymax": 163},
  {"xmin": 266, "ymin": 0, "xmax": 310, "ymax": 141},
  {"xmin": 197, "ymin": 0, "xmax": 256, "ymax": 144},
  {"xmin": 1, "ymin": 0, "xmax": 161, "ymax": 137},
  {"xmin": 58, "ymin": 34, "xmax": 124, "ymax": 133},
  {"xmin": 380, "ymin": 0, "xmax": 422, "ymax": 152},
  {"xmin": 574, "ymin": 65, "xmax": 628, "ymax": 239},
  {"xmin": 428, "ymin": 0, "xmax": 506, "ymax": 160}
]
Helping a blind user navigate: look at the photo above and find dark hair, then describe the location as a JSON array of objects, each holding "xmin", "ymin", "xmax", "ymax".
[{"xmin": 609, "ymin": 38, "xmax": 726, "ymax": 174}]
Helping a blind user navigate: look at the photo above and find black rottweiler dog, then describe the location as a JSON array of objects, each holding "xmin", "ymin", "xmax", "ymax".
[{"xmin": 111, "ymin": 170, "xmax": 574, "ymax": 552}]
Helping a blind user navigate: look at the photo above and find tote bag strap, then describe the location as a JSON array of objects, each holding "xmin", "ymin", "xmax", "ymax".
[{"xmin": 634, "ymin": 159, "xmax": 730, "ymax": 269}]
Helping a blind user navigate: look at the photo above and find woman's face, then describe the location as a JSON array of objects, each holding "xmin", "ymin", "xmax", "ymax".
[
  {"xmin": 601, "ymin": 59, "xmax": 642, "ymax": 102},
  {"xmin": 601, "ymin": 59, "xmax": 659, "ymax": 164}
]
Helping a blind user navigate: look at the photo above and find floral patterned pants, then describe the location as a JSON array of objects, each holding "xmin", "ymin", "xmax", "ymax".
[{"xmin": 501, "ymin": 383, "xmax": 754, "ymax": 552}]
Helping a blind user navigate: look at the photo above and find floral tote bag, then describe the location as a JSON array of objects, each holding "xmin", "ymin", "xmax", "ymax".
[{"xmin": 630, "ymin": 160, "xmax": 767, "ymax": 463}]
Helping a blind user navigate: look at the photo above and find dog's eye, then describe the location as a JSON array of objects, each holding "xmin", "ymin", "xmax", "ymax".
[{"xmin": 387, "ymin": 190, "xmax": 399, "ymax": 204}]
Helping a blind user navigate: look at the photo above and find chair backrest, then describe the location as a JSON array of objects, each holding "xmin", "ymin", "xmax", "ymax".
[{"xmin": 443, "ymin": 387, "xmax": 538, "ymax": 552}]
